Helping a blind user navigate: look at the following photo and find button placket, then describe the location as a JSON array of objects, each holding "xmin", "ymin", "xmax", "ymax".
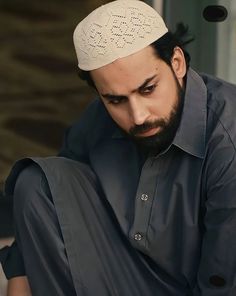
[{"xmin": 129, "ymin": 157, "xmax": 158, "ymax": 249}]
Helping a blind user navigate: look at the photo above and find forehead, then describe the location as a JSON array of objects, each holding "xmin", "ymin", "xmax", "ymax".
[{"xmin": 90, "ymin": 45, "xmax": 162, "ymax": 93}]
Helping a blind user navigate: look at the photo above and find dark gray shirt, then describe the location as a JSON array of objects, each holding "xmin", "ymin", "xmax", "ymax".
[
  {"xmin": 1, "ymin": 68, "xmax": 236, "ymax": 294},
  {"xmin": 60, "ymin": 68, "xmax": 236, "ymax": 294}
]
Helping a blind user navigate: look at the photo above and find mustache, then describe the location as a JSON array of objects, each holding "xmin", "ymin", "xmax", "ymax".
[{"xmin": 129, "ymin": 119, "xmax": 166, "ymax": 136}]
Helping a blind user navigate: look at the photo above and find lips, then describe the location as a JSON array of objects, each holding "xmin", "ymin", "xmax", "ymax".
[{"xmin": 136, "ymin": 126, "xmax": 160, "ymax": 137}]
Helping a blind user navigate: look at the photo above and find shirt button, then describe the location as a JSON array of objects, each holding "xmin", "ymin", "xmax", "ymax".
[
  {"xmin": 134, "ymin": 233, "xmax": 142, "ymax": 241},
  {"xmin": 141, "ymin": 194, "xmax": 149, "ymax": 201}
]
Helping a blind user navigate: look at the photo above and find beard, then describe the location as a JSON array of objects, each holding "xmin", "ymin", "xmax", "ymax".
[{"xmin": 127, "ymin": 74, "xmax": 185, "ymax": 156}]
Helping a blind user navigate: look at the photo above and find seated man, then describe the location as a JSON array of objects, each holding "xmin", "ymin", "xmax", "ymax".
[{"xmin": 1, "ymin": 0, "xmax": 236, "ymax": 295}]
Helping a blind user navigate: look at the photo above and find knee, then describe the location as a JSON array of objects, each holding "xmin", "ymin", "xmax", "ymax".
[{"xmin": 13, "ymin": 163, "xmax": 50, "ymax": 224}]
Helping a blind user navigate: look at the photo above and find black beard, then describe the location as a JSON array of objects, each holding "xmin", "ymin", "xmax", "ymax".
[{"xmin": 128, "ymin": 76, "xmax": 185, "ymax": 156}]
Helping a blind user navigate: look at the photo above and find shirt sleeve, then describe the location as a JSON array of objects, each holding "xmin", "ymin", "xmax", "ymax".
[
  {"xmin": 0, "ymin": 241, "xmax": 25, "ymax": 279},
  {"xmin": 194, "ymin": 133, "xmax": 236, "ymax": 295}
]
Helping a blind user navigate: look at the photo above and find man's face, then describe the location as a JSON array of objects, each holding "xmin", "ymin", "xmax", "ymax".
[{"xmin": 91, "ymin": 45, "xmax": 186, "ymax": 152}]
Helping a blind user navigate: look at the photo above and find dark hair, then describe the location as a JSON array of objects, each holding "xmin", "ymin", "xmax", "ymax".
[
  {"xmin": 78, "ymin": 23, "xmax": 194, "ymax": 89},
  {"xmin": 151, "ymin": 23, "xmax": 193, "ymax": 69}
]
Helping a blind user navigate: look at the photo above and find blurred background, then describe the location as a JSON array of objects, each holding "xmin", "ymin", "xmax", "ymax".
[{"xmin": 0, "ymin": 0, "xmax": 235, "ymax": 293}]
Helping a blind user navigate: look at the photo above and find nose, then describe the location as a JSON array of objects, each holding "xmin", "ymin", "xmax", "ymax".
[{"xmin": 129, "ymin": 97, "xmax": 150, "ymax": 125}]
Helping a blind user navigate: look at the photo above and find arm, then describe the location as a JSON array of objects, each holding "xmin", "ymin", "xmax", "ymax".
[
  {"xmin": 194, "ymin": 138, "xmax": 236, "ymax": 295},
  {"xmin": 7, "ymin": 276, "xmax": 31, "ymax": 296}
]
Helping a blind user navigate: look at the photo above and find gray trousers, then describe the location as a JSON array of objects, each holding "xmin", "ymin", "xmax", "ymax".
[{"xmin": 12, "ymin": 158, "xmax": 179, "ymax": 296}]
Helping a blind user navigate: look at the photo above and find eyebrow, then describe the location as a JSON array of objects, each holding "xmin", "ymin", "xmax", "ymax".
[{"xmin": 101, "ymin": 74, "xmax": 157, "ymax": 101}]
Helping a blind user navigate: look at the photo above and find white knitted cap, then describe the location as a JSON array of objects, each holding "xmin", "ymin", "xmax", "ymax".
[{"xmin": 73, "ymin": 0, "xmax": 168, "ymax": 70}]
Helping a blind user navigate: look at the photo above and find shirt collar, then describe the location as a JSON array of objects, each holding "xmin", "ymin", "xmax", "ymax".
[{"xmin": 173, "ymin": 68, "xmax": 207, "ymax": 158}]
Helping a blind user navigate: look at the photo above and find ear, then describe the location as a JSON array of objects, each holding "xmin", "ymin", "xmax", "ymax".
[{"xmin": 171, "ymin": 47, "xmax": 187, "ymax": 84}]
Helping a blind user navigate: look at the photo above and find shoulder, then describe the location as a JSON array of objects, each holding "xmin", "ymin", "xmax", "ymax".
[
  {"xmin": 59, "ymin": 98, "xmax": 118, "ymax": 160},
  {"xmin": 202, "ymin": 73, "xmax": 236, "ymax": 120},
  {"xmin": 68, "ymin": 98, "xmax": 117, "ymax": 143},
  {"xmin": 201, "ymin": 74, "xmax": 236, "ymax": 149}
]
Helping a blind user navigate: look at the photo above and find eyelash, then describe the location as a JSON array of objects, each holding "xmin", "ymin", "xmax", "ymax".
[{"xmin": 141, "ymin": 84, "xmax": 157, "ymax": 94}]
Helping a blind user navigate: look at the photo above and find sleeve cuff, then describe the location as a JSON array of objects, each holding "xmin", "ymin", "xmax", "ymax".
[{"xmin": 0, "ymin": 241, "xmax": 25, "ymax": 279}]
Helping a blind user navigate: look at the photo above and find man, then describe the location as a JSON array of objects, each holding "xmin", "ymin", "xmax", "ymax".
[{"xmin": 1, "ymin": 0, "xmax": 236, "ymax": 295}]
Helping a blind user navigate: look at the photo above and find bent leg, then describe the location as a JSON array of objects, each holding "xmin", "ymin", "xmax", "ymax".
[
  {"xmin": 13, "ymin": 164, "xmax": 77, "ymax": 296},
  {"xmin": 13, "ymin": 160, "xmax": 180, "ymax": 296}
]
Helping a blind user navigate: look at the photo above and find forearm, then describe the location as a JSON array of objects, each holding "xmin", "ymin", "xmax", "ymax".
[{"xmin": 7, "ymin": 277, "xmax": 31, "ymax": 296}]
